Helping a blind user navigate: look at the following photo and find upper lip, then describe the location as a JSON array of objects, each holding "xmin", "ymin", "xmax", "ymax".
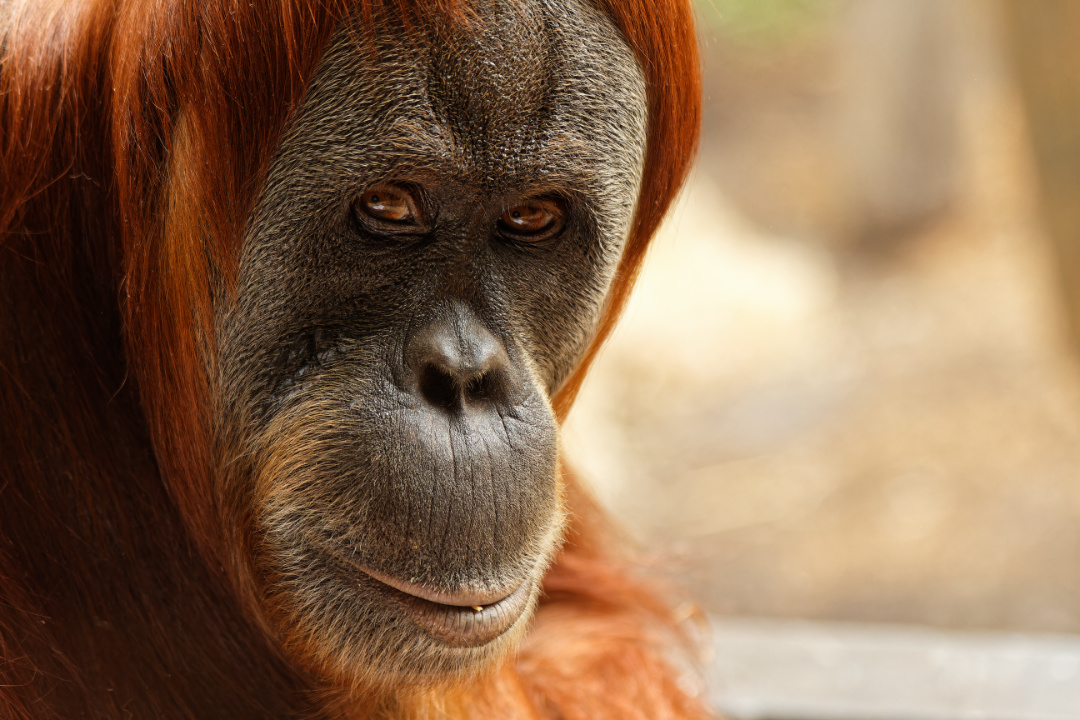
[
  {"xmin": 357, "ymin": 566, "xmax": 535, "ymax": 647},
  {"xmin": 359, "ymin": 566, "xmax": 518, "ymax": 607}
]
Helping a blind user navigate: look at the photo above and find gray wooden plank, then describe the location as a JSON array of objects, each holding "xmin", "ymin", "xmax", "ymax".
[{"xmin": 708, "ymin": 617, "xmax": 1080, "ymax": 720}]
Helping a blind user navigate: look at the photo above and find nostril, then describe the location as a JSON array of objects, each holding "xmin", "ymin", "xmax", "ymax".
[
  {"xmin": 419, "ymin": 364, "xmax": 461, "ymax": 412},
  {"xmin": 419, "ymin": 363, "xmax": 503, "ymax": 413},
  {"xmin": 464, "ymin": 370, "xmax": 500, "ymax": 404}
]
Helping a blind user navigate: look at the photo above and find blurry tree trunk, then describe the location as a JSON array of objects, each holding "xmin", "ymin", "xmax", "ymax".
[
  {"xmin": 1002, "ymin": 2, "xmax": 1080, "ymax": 353},
  {"xmin": 831, "ymin": 0, "xmax": 963, "ymax": 245}
]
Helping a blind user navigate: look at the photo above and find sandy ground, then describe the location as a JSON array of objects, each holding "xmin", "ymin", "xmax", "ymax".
[{"xmin": 562, "ymin": 16, "xmax": 1080, "ymax": 634}]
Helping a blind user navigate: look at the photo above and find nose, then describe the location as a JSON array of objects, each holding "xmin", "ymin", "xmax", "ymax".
[{"xmin": 405, "ymin": 308, "xmax": 513, "ymax": 413}]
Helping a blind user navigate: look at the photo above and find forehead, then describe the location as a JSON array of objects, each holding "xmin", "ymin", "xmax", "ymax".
[{"xmin": 277, "ymin": 0, "xmax": 647, "ymax": 194}]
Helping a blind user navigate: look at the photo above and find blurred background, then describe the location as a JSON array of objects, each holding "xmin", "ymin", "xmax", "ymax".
[{"xmin": 561, "ymin": 1, "xmax": 1080, "ymax": 717}]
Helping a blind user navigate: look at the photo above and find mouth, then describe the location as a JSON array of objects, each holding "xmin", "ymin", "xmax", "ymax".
[{"xmin": 358, "ymin": 566, "xmax": 534, "ymax": 647}]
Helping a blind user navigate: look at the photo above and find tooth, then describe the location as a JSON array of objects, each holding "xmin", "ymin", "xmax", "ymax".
[{"xmin": 471, "ymin": 605, "xmax": 483, "ymax": 612}]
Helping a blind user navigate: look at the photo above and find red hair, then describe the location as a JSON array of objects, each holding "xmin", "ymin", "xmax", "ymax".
[{"xmin": 0, "ymin": 1, "xmax": 703, "ymax": 717}]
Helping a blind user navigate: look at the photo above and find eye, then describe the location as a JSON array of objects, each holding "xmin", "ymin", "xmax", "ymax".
[
  {"xmin": 353, "ymin": 184, "xmax": 427, "ymax": 232},
  {"xmin": 496, "ymin": 197, "xmax": 567, "ymax": 242}
]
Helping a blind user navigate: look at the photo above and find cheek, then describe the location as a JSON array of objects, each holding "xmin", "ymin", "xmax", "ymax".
[{"xmin": 504, "ymin": 246, "xmax": 623, "ymax": 394}]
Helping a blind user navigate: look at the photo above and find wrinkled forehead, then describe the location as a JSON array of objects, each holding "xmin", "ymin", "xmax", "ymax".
[{"xmin": 285, "ymin": 0, "xmax": 648, "ymax": 193}]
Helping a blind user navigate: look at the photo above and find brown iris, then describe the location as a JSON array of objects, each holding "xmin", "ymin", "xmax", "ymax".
[{"xmin": 497, "ymin": 198, "xmax": 566, "ymax": 242}]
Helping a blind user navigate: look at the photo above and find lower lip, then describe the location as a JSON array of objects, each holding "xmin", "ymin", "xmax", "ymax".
[{"xmin": 362, "ymin": 572, "xmax": 534, "ymax": 647}]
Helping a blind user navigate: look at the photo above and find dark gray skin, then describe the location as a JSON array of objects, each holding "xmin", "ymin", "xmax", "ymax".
[{"xmin": 215, "ymin": 0, "xmax": 647, "ymax": 689}]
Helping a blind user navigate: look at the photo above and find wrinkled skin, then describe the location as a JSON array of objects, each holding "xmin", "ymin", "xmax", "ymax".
[{"xmin": 215, "ymin": 0, "xmax": 648, "ymax": 688}]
